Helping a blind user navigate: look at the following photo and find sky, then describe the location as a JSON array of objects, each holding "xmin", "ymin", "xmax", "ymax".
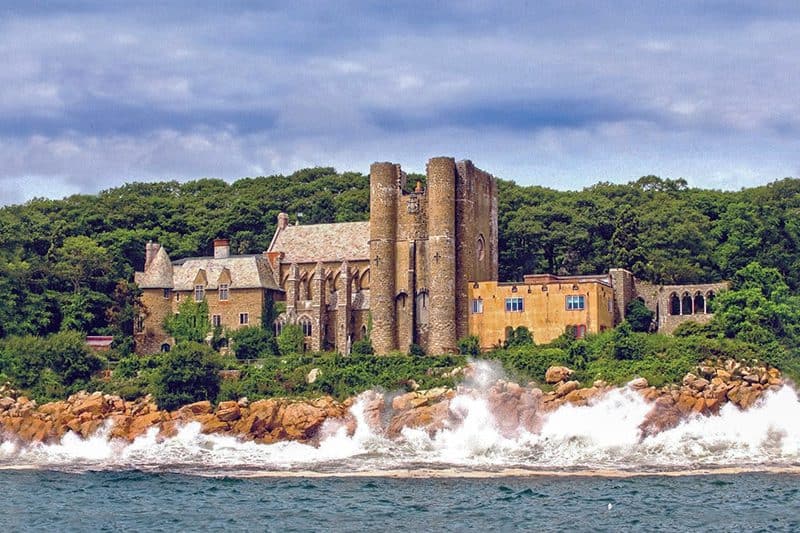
[{"xmin": 1, "ymin": 1, "xmax": 799, "ymax": 205}]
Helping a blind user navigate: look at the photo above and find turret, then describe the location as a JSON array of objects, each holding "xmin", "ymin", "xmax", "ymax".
[
  {"xmin": 369, "ymin": 161, "xmax": 399, "ymax": 354},
  {"xmin": 426, "ymin": 156, "xmax": 458, "ymax": 354}
]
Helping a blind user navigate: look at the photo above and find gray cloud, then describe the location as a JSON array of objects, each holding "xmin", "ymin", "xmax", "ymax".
[{"xmin": 0, "ymin": 1, "xmax": 799, "ymax": 206}]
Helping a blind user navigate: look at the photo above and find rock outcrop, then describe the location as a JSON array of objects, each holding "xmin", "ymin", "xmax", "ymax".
[{"xmin": 0, "ymin": 358, "xmax": 787, "ymax": 447}]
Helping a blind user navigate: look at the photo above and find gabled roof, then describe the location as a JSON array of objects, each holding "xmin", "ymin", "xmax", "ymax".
[
  {"xmin": 134, "ymin": 246, "xmax": 174, "ymax": 288},
  {"xmin": 268, "ymin": 221, "xmax": 370, "ymax": 263},
  {"xmin": 171, "ymin": 255, "xmax": 281, "ymax": 291}
]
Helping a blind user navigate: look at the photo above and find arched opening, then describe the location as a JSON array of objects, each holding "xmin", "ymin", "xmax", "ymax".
[
  {"xmin": 669, "ymin": 293, "xmax": 680, "ymax": 315},
  {"xmin": 694, "ymin": 292, "xmax": 705, "ymax": 314},
  {"xmin": 351, "ymin": 272, "xmax": 360, "ymax": 294},
  {"xmin": 274, "ymin": 318, "xmax": 285, "ymax": 337},
  {"xmin": 331, "ymin": 272, "xmax": 340, "ymax": 294},
  {"xmin": 416, "ymin": 291, "xmax": 429, "ymax": 326},
  {"xmin": 299, "ymin": 316, "xmax": 312, "ymax": 337},
  {"xmin": 681, "ymin": 292, "xmax": 693, "ymax": 315},
  {"xmin": 360, "ymin": 324, "xmax": 368, "ymax": 339},
  {"xmin": 395, "ymin": 292, "xmax": 408, "ymax": 309},
  {"xmin": 160, "ymin": 343, "xmax": 171, "ymax": 353},
  {"xmin": 307, "ymin": 273, "xmax": 315, "ymax": 301},
  {"xmin": 706, "ymin": 290, "xmax": 716, "ymax": 313},
  {"xmin": 360, "ymin": 269, "xmax": 370, "ymax": 290},
  {"xmin": 476, "ymin": 234, "xmax": 486, "ymax": 262},
  {"xmin": 504, "ymin": 326, "xmax": 514, "ymax": 343},
  {"xmin": 299, "ymin": 273, "xmax": 309, "ymax": 300}
]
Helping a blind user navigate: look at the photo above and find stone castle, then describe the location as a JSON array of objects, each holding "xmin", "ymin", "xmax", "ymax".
[{"xmin": 134, "ymin": 157, "xmax": 724, "ymax": 355}]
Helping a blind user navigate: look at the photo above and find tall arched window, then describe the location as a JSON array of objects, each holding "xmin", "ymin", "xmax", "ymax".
[
  {"xmin": 681, "ymin": 292, "xmax": 693, "ymax": 315},
  {"xmin": 416, "ymin": 291, "xmax": 429, "ymax": 326},
  {"xmin": 299, "ymin": 316, "xmax": 312, "ymax": 337},
  {"xmin": 694, "ymin": 292, "xmax": 705, "ymax": 314},
  {"xmin": 669, "ymin": 293, "xmax": 680, "ymax": 315},
  {"xmin": 274, "ymin": 318, "xmax": 285, "ymax": 337},
  {"xmin": 476, "ymin": 234, "xmax": 486, "ymax": 261}
]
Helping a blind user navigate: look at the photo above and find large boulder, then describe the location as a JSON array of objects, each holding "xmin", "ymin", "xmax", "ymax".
[
  {"xmin": 216, "ymin": 401, "xmax": 241, "ymax": 422},
  {"xmin": 280, "ymin": 402, "xmax": 328, "ymax": 440},
  {"xmin": 545, "ymin": 366, "xmax": 573, "ymax": 384}
]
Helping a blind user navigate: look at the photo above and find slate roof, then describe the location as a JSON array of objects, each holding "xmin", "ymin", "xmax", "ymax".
[
  {"xmin": 171, "ymin": 255, "xmax": 281, "ymax": 291},
  {"xmin": 134, "ymin": 246, "xmax": 174, "ymax": 288},
  {"xmin": 268, "ymin": 221, "xmax": 370, "ymax": 263}
]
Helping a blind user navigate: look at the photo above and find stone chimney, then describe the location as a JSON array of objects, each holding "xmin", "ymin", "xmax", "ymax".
[
  {"xmin": 213, "ymin": 238, "xmax": 230, "ymax": 259},
  {"xmin": 145, "ymin": 241, "xmax": 161, "ymax": 270},
  {"xmin": 277, "ymin": 212, "xmax": 289, "ymax": 231}
]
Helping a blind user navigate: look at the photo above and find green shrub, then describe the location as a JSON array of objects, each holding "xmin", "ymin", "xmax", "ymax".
[
  {"xmin": 408, "ymin": 343, "xmax": 425, "ymax": 357},
  {"xmin": 277, "ymin": 324, "xmax": 305, "ymax": 355},
  {"xmin": 458, "ymin": 335, "xmax": 481, "ymax": 356},
  {"xmin": 231, "ymin": 326, "xmax": 276, "ymax": 359},
  {"xmin": 151, "ymin": 342, "xmax": 222, "ymax": 410},
  {"xmin": 625, "ymin": 299, "xmax": 654, "ymax": 332},
  {"xmin": 351, "ymin": 339, "xmax": 374, "ymax": 356}
]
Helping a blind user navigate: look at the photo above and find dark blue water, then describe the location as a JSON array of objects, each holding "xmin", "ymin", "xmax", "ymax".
[{"xmin": 1, "ymin": 470, "xmax": 797, "ymax": 532}]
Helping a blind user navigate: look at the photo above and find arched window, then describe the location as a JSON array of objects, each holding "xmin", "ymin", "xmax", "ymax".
[
  {"xmin": 307, "ymin": 273, "xmax": 315, "ymax": 301},
  {"xmin": 416, "ymin": 291, "xmax": 429, "ymax": 326},
  {"xmin": 160, "ymin": 343, "xmax": 171, "ymax": 353},
  {"xmin": 706, "ymin": 290, "xmax": 716, "ymax": 313},
  {"xmin": 274, "ymin": 318, "xmax": 284, "ymax": 337},
  {"xmin": 299, "ymin": 316, "xmax": 312, "ymax": 337},
  {"xmin": 681, "ymin": 292, "xmax": 693, "ymax": 315},
  {"xmin": 476, "ymin": 234, "xmax": 486, "ymax": 261},
  {"xmin": 694, "ymin": 292, "xmax": 705, "ymax": 314},
  {"xmin": 669, "ymin": 293, "xmax": 680, "ymax": 315},
  {"xmin": 360, "ymin": 324, "xmax": 368, "ymax": 339},
  {"xmin": 396, "ymin": 292, "xmax": 407, "ymax": 309}
]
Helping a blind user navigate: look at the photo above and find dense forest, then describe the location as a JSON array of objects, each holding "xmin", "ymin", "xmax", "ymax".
[{"xmin": 1, "ymin": 166, "xmax": 800, "ymax": 341}]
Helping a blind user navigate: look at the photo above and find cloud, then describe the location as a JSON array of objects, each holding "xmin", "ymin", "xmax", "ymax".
[{"xmin": 0, "ymin": 1, "xmax": 799, "ymax": 206}]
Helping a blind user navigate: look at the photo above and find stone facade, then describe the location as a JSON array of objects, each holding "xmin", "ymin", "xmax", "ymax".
[
  {"xmin": 134, "ymin": 239, "xmax": 279, "ymax": 354},
  {"xmin": 597, "ymin": 268, "xmax": 728, "ymax": 334},
  {"xmin": 467, "ymin": 269, "xmax": 728, "ymax": 348},
  {"xmin": 266, "ymin": 157, "xmax": 498, "ymax": 356},
  {"xmin": 134, "ymin": 156, "xmax": 725, "ymax": 356}
]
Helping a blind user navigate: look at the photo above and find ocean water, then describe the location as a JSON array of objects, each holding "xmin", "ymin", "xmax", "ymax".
[
  {"xmin": 1, "ymin": 364, "xmax": 799, "ymax": 531},
  {"xmin": 0, "ymin": 470, "xmax": 798, "ymax": 532}
]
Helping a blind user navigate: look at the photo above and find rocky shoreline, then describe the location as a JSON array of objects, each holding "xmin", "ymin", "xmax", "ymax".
[{"xmin": 0, "ymin": 358, "xmax": 787, "ymax": 447}]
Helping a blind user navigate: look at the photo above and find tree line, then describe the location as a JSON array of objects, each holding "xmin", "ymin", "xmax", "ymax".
[{"xmin": 1, "ymin": 167, "xmax": 799, "ymax": 343}]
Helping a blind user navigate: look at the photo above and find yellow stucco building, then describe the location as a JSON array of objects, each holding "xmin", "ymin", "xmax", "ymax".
[{"xmin": 468, "ymin": 273, "xmax": 615, "ymax": 349}]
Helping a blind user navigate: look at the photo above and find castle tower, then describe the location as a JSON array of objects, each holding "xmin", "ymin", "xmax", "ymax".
[
  {"xmin": 426, "ymin": 157, "xmax": 458, "ymax": 354},
  {"xmin": 369, "ymin": 162, "xmax": 399, "ymax": 353}
]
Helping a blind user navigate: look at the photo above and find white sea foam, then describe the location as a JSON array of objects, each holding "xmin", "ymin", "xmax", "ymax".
[{"xmin": 2, "ymin": 377, "xmax": 799, "ymax": 474}]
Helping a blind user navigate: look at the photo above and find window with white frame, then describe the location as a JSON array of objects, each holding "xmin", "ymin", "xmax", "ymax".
[
  {"xmin": 505, "ymin": 297, "xmax": 524, "ymax": 312},
  {"xmin": 566, "ymin": 295, "xmax": 585, "ymax": 310},
  {"xmin": 471, "ymin": 298, "xmax": 484, "ymax": 314},
  {"xmin": 194, "ymin": 284, "xmax": 205, "ymax": 302},
  {"xmin": 212, "ymin": 314, "xmax": 222, "ymax": 327},
  {"xmin": 239, "ymin": 312, "xmax": 249, "ymax": 325},
  {"xmin": 218, "ymin": 284, "xmax": 229, "ymax": 301}
]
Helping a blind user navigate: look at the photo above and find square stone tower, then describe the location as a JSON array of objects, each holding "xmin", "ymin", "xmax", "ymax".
[{"xmin": 369, "ymin": 157, "xmax": 498, "ymax": 355}]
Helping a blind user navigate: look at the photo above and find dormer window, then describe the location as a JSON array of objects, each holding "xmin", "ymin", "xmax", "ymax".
[
  {"xmin": 194, "ymin": 285, "xmax": 205, "ymax": 302},
  {"xmin": 219, "ymin": 284, "xmax": 229, "ymax": 301}
]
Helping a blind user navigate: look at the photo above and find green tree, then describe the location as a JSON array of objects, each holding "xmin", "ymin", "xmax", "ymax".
[
  {"xmin": 712, "ymin": 262, "xmax": 800, "ymax": 346},
  {"xmin": 625, "ymin": 299, "xmax": 654, "ymax": 332},
  {"xmin": 231, "ymin": 325, "xmax": 276, "ymax": 359},
  {"xmin": 277, "ymin": 324, "xmax": 305, "ymax": 355},
  {"xmin": 163, "ymin": 298, "xmax": 210, "ymax": 344},
  {"xmin": 151, "ymin": 342, "xmax": 222, "ymax": 410},
  {"xmin": 612, "ymin": 322, "xmax": 645, "ymax": 360}
]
